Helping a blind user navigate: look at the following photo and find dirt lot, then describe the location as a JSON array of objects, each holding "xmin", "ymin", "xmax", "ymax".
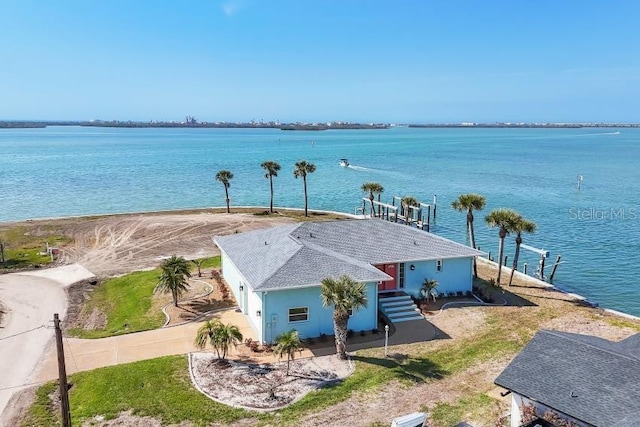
[{"xmin": 1, "ymin": 210, "xmax": 296, "ymax": 277}]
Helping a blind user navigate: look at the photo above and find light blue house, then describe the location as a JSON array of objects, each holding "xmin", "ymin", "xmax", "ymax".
[{"xmin": 214, "ymin": 219, "xmax": 482, "ymax": 343}]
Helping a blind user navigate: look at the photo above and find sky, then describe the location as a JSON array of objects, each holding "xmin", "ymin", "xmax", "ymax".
[{"xmin": 1, "ymin": 1, "xmax": 639, "ymax": 123}]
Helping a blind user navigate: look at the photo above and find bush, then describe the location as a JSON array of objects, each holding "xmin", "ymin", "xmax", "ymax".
[
  {"xmin": 372, "ymin": 328, "xmax": 379, "ymax": 334},
  {"xmin": 319, "ymin": 333, "xmax": 327, "ymax": 342},
  {"xmin": 347, "ymin": 329, "xmax": 354, "ymax": 338},
  {"xmin": 360, "ymin": 330, "xmax": 366, "ymax": 337}
]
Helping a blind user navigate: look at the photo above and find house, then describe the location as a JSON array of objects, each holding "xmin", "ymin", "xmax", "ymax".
[
  {"xmin": 494, "ymin": 329, "xmax": 640, "ymax": 427},
  {"xmin": 214, "ymin": 219, "xmax": 482, "ymax": 343}
]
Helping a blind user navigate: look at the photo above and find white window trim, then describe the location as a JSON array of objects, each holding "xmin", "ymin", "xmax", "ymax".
[{"xmin": 288, "ymin": 306, "xmax": 309, "ymax": 323}]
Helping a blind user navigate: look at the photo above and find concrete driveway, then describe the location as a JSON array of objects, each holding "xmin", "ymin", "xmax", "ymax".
[{"xmin": 34, "ymin": 309, "xmax": 259, "ymax": 381}]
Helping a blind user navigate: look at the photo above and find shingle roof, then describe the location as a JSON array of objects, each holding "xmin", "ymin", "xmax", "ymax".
[
  {"xmin": 214, "ymin": 219, "xmax": 482, "ymax": 292},
  {"xmin": 494, "ymin": 329, "xmax": 640, "ymax": 427}
]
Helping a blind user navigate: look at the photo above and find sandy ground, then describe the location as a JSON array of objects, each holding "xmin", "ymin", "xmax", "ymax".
[
  {"xmin": 0, "ymin": 264, "xmax": 95, "ymax": 422},
  {"xmin": 47, "ymin": 212, "xmax": 294, "ymax": 277},
  {"xmin": 190, "ymin": 353, "xmax": 352, "ymax": 411}
]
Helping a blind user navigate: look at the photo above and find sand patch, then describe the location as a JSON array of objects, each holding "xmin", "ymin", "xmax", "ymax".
[{"xmin": 190, "ymin": 353, "xmax": 352, "ymax": 410}]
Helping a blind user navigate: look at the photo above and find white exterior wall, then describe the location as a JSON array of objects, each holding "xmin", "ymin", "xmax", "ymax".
[{"xmin": 220, "ymin": 250, "xmax": 263, "ymax": 340}]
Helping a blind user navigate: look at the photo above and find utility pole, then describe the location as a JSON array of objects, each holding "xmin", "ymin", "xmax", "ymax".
[{"xmin": 54, "ymin": 313, "xmax": 72, "ymax": 427}]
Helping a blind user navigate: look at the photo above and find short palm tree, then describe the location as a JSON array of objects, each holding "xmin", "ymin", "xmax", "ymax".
[
  {"xmin": 420, "ymin": 278, "xmax": 438, "ymax": 303},
  {"xmin": 508, "ymin": 217, "xmax": 537, "ymax": 286},
  {"xmin": 293, "ymin": 160, "xmax": 316, "ymax": 217},
  {"xmin": 401, "ymin": 196, "xmax": 419, "ymax": 224},
  {"xmin": 361, "ymin": 182, "xmax": 384, "ymax": 217},
  {"xmin": 452, "ymin": 193, "xmax": 486, "ymax": 277},
  {"xmin": 273, "ymin": 329, "xmax": 302, "ymax": 375},
  {"xmin": 194, "ymin": 320, "xmax": 243, "ymax": 360},
  {"xmin": 194, "ymin": 319, "xmax": 221, "ymax": 351},
  {"xmin": 485, "ymin": 208, "xmax": 521, "ymax": 285},
  {"xmin": 261, "ymin": 161, "xmax": 281, "ymax": 213},
  {"xmin": 192, "ymin": 259, "xmax": 203, "ymax": 277},
  {"xmin": 215, "ymin": 170, "xmax": 234, "ymax": 213},
  {"xmin": 212, "ymin": 322, "xmax": 243, "ymax": 360},
  {"xmin": 155, "ymin": 255, "xmax": 192, "ymax": 307},
  {"xmin": 320, "ymin": 275, "xmax": 368, "ymax": 360}
]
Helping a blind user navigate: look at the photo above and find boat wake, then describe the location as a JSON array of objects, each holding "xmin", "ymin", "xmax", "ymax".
[
  {"xmin": 579, "ymin": 131, "xmax": 621, "ymax": 136},
  {"xmin": 347, "ymin": 165, "xmax": 370, "ymax": 171}
]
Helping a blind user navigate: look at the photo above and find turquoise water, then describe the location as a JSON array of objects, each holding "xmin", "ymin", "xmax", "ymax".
[{"xmin": 1, "ymin": 126, "xmax": 639, "ymax": 315}]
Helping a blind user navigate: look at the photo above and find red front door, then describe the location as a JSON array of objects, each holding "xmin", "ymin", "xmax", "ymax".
[{"xmin": 376, "ymin": 263, "xmax": 397, "ymax": 291}]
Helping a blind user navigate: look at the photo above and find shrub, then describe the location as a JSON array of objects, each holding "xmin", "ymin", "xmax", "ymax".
[
  {"xmin": 262, "ymin": 342, "xmax": 273, "ymax": 353},
  {"xmin": 249, "ymin": 340, "xmax": 260, "ymax": 352},
  {"xmin": 360, "ymin": 330, "xmax": 366, "ymax": 337},
  {"xmin": 372, "ymin": 328, "xmax": 379, "ymax": 334},
  {"xmin": 319, "ymin": 333, "xmax": 327, "ymax": 342},
  {"xmin": 347, "ymin": 329, "xmax": 354, "ymax": 338}
]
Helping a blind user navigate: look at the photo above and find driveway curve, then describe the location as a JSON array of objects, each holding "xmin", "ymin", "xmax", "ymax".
[{"xmin": 0, "ymin": 264, "xmax": 94, "ymax": 419}]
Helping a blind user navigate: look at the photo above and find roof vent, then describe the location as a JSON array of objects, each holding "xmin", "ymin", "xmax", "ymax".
[
  {"xmin": 264, "ymin": 241, "xmax": 268, "ymax": 245},
  {"xmin": 310, "ymin": 232, "xmax": 314, "ymax": 238},
  {"xmin": 570, "ymin": 391, "xmax": 578, "ymax": 398},
  {"xmin": 414, "ymin": 240, "xmax": 417, "ymax": 245}
]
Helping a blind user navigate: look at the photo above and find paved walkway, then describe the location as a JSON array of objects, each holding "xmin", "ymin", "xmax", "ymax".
[{"xmin": 35, "ymin": 309, "xmax": 271, "ymax": 382}]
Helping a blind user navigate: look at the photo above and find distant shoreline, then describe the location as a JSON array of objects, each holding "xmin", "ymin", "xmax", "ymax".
[{"xmin": 2, "ymin": 121, "xmax": 640, "ymax": 129}]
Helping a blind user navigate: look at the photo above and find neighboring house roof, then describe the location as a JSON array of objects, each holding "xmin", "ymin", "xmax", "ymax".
[
  {"xmin": 494, "ymin": 329, "xmax": 640, "ymax": 427},
  {"xmin": 214, "ymin": 219, "xmax": 482, "ymax": 292}
]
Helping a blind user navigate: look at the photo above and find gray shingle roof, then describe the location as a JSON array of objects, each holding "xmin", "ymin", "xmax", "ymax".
[
  {"xmin": 494, "ymin": 329, "xmax": 640, "ymax": 427},
  {"xmin": 214, "ymin": 219, "xmax": 482, "ymax": 292}
]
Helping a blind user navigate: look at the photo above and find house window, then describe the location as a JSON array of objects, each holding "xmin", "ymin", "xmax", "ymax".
[
  {"xmin": 288, "ymin": 307, "xmax": 309, "ymax": 322},
  {"xmin": 436, "ymin": 259, "xmax": 443, "ymax": 272},
  {"xmin": 398, "ymin": 263, "xmax": 405, "ymax": 288}
]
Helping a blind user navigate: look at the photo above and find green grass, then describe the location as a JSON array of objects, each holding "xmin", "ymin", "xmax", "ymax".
[
  {"xmin": 44, "ymin": 310, "xmax": 530, "ymax": 426},
  {"xmin": 67, "ymin": 269, "xmax": 165, "ymax": 339},
  {"xmin": 24, "ymin": 356, "xmax": 248, "ymax": 427},
  {"xmin": 194, "ymin": 255, "xmax": 221, "ymax": 270},
  {"xmin": 21, "ymin": 382, "xmax": 60, "ymax": 427},
  {"xmin": 603, "ymin": 316, "xmax": 640, "ymax": 332},
  {"xmin": 0, "ymin": 225, "xmax": 71, "ymax": 269},
  {"xmin": 427, "ymin": 393, "xmax": 498, "ymax": 427}
]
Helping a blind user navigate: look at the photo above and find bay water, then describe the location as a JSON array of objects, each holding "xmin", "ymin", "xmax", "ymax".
[{"xmin": 1, "ymin": 126, "xmax": 639, "ymax": 316}]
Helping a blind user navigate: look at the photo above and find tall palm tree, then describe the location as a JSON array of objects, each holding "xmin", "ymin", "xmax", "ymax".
[
  {"xmin": 215, "ymin": 170, "xmax": 234, "ymax": 213},
  {"xmin": 261, "ymin": 161, "xmax": 281, "ymax": 213},
  {"xmin": 451, "ymin": 194, "xmax": 486, "ymax": 277},
  {"xmin": 485, "ymin": 209, "xmax": 521, "ymax": 285},
  {"xmin": 401, "ymin": 196, "xmax": 419, "ymax": 224},
  {"xmin": 155, "ymin": 255, "xmax": 192, "ymax": 306},
  {"xmin": 293, "ymin": 160, "xmax": 316, "ymax": 217},
  {"xmin": 508, "ymin": 217, "xmax": 537, "ymax": 286},
  {"xmin": 320, "ymin": 275, "xmax": 368, "ymax": 360},
  {"xmin": 274, "ymin": 329, "xmax": 302, "ymax": 375},
  {"xmin": 361, "ymin": 182, "xmax": 384, "ymax": 217}
]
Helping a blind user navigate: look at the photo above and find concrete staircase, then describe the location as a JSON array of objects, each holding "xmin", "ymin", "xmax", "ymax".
[{"xmin": 379, "ymin": 294, "xmax": 424, "ymax": 323}]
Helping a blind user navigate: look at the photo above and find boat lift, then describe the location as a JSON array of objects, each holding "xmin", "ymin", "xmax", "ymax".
[{"xmin": 518, "ymin": 244, "xmax": 563, "ymax": 282}]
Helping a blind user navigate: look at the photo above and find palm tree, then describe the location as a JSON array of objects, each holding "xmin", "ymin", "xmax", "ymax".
[
  {"xmin": 401, "ymin": 196, "xmax": 419, "ymax": 224},
  {"xmin": 192, "ymin": 259, "xmax": 203, "ymax": 277},
  {"xmin": 320, "ymin": 275, "xmax": 368, "ymax": 360},
  {"xmin": 215, "ymin": 170, "xmax": 234, "ymax": 213},
  {"xmin": 194, "ymin": 320, "xmax": 243, "ymax": 360},
  {"xmin": 194, "ymin": 319, "xmax": 221, "ymax": 351},
  {"xmin": 0, "ymin": 238, "xmax": 5, "ymax": 263},
  {"xmin": 211, "ymin": 322, "xmax": 243, "ymax": 360},
  {"xmin": 361, "ymin": 182, "xmax": 384, "ymax": 217},
  {"xmin": 155, "ymin": 255, "xmax": 192, "ymax": 306},
  {"xmin": 293, "ymin": 160, "xmax": 316, "ymax": 217},
  {"xmin": 451, "ymin": 194, "xmax": 486, "ymax": 277},
  {"xmin": 485, "ymin": 209, "xmax": 521, "ymax": 285},
  {"xmin": 508, "ymin": 217, "xmax": 537, "ymax": 286},
  {"xmin": 261, "ymin": 161, "xmax": 281, "ymax": 213},
  {"xmin": 420, "ymin": 278, "xmax": 438, "ymax": 304},
  {"xmin": 274, "ymin": 329, "xmax": 302, "ymax": 375}
]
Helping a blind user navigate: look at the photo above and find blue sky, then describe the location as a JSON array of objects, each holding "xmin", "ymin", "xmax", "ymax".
[{"xmin": 1, "ymin": 1, "xmax": 639, "ymax": 123}]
